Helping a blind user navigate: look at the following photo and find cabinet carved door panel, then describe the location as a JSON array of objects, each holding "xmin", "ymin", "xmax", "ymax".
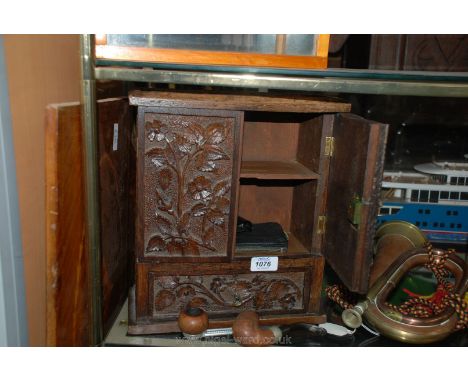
[{"xmin": 137, "ymin": 108, "xmax": 242, "ymax": 260}]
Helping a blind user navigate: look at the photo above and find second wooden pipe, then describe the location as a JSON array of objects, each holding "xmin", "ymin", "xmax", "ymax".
[{"xmin": 232, "ymin": 311, "xmax": 281, "ymax": 346}]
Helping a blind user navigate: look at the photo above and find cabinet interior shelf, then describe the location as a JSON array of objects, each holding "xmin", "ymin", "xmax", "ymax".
[
  {"xmin": 240, "ymin": 160, "xmax": 319, "ymax": 180},
  {"xmin": 235, "ymin": 231, "xmax": 309, "ymax": 258}
]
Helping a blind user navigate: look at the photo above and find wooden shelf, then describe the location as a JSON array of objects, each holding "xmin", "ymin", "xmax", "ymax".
[
  {"xmin": 235, "ymin": 232, "xmax": 309, "ymax": 258},
  {"xmin": 240, "ymin": 160, "xmax": 319, "ymax": 180},
  {"xmin": 129, "ymin": 90, "xmax": 351, "ymax": 113}
]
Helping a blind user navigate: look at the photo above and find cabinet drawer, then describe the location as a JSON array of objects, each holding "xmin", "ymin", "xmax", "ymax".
[
  {"xmin": 150, "ymin": 271, "xmax": 306, "ymax": 319},
  {"xmin": 134, "ymin": 256, "xmax": 324, "ymax": 324}
]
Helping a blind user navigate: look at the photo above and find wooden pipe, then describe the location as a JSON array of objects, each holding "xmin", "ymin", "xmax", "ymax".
[
  {"xmin": 232, "ymin": 311, "xmax": 281, "ymax": 347},
  {"xmin": 177, "ymin": 306, "xmax": 209, "ymax": 339}
]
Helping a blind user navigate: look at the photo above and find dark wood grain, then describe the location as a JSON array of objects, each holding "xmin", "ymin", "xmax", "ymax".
[
  {"xmin": 241, "ymin": 160, "xmax": 319, "ymax": 180},
  {"xmin": 46, "ymin": 103, "xmax": 89, "ymax": 346},
  {"xmin": 296, "ymin": 115, "xmax": 325, "ymax": 173},
  {"xmin": 98, "ymin": 98, "xmax": 136, "ymax": 337},
  {"xmin": 129, "ymin": 91, "xmax": 351, "ymax": 113},
  {"xmin": 290, "ymin": 181, "xmax": 317, "ymax": 253},
  {"xmin": 324, "ymin": 113, "xmax": 388, "ymax": 293}
]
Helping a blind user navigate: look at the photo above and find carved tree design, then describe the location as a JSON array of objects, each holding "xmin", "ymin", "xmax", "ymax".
[
  {"xmin": 153, "ymin": 274, "xmax": 303, "ymax": 315},
  {"xmin": 144, "ymin": 116, "xmax": 233, "ymax": 257}
]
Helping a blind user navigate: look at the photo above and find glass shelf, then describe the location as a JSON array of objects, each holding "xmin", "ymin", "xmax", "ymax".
[
  {"xmin": 96, "ymin": 59, "xmax": 468, "ymax": 83},
  {"xmin": 95, "ymin": 63, "xmax": 468, "ymax": 98}
]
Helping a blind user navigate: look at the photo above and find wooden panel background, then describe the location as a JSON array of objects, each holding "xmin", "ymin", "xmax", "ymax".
[
  {"xmin": 3, "ymin": 35, "xmax": 81, "ymax": 346},
  {"xmin": 45, "ymin": 99, "xmax": 135, "ymax": 345},
  {"xmin": 45, "ymin": 103, "xmax": 89, "ymax": 346}
]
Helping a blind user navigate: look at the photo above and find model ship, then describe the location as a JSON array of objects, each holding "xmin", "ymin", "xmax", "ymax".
[{"xmin": 377, "ymin": 160, "xmax": 468, "ymax": 244}]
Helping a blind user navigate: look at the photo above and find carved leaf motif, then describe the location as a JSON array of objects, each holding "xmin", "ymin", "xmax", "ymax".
[
  {"xmin": 147, "ymin": 130, "xmax": 156, "ymax": 142},
  {"xmin": 213, "ymin": 180, "xmax": 230, "ymax": 197},
  {"xmin": 164, "ymin": 131, "xmax": 176, "ymax": 143},
  {"xmin": 195, "ymin": 152, "xmax": 216, "ymax": 172},
  {"xmin": 255, "ymin": 291, "xmax": 269, "ymax": 309},
  {"xmin": 200, "ymin": 162, "xmax": 216, "ymax": 172},
  {"xmin": 189, "ymin": 297, "xmax": 208, "ymax": 308},
  {"xmin": 158, "ymin": 168, "xmax": 173, "ymax": 191},
  {"xmin": 167, "ymin": 240, "xmax": 184, "ymax": 255},
  {"xmin": 155, "ymin": 214, "xmax": 172, "ymax": 235},
  {"xmin": 205, "ymin": 146, "xmax": 229, "ymax": 161},
  {"xmin": 154, "ymin": 290, "xmax": 176, "ymax": 311},
  {"xmin": 176, "ymin": 286, "xmax": 196, "ymax": 298},
  {"xmin": 157, "ymin": 197, "xmax": 173, "ymax": 212},
  {"xmin": 188, "ymin": 176, "xmax": 212, "ymax": 201},
  {"xmin": 191, "ymin": 203, "xmax": 207, "ymax": 217},
  {"xmin": 146, "ymin": 235, "xmax": 166, "ymax": 253},
  {"xmin": 187, "ymin": 123, "xmax": 204, "ymax": 145},
  {"xmin": 183, "ymin": 241, "xmax": 200, "ymax": 256},
  {"xmin": 147, "ymin": 129, "xmax": 165, "ymax": 142},
  {"xmin": 145, "ymin": 121, "xmax": 154, "ymax": 131},
  {"xmin": 216, "ymin": 197, "xmax": 230, "ymax": 214},
  {"xmin": 207, "ymin": 210, "xmax": 225, "ymax": 226},
  {"xmin": 266, "ymin": 281, "xmax": 289, "ymax": 301},
  {"xmin": 154, "ymin": 274, "xmax": 302, "ymax": 314},
  {"xmin": 145, "ymin": 119, "xmax": 164, "ymax": 133},
  {"xmin": 175, "ymin": 134, "xmax": 194, "ymax": 154},
  {"xmin": 147, "ymin": 147, "xmax": 169, "ymax": 168},
  {"xmin": 205, "ymin": 123, "xmax": 227, "ymax": 144}
]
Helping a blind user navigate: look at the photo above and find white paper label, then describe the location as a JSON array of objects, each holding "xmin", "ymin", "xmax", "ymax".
[
  {"xmin": 250, "ymin": 256, "xmax": 278, "ymax": 272},
  {"xmin": 112, "ymin": 123, "xmax": 119, "ymax": 151}
]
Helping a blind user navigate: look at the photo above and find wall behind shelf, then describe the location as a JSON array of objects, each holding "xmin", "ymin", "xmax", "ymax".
[{"xmin": 3, "ymin": 35, "xmax": 81, "ymax": 346}]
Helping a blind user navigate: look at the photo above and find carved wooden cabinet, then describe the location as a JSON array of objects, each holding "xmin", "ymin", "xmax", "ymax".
[{"xmin": 127, "ymin": 91, "xmax": 388, "ymax": 335}]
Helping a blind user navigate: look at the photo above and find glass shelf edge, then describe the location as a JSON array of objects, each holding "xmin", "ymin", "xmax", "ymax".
[
  {"xmin": 95, "ymin": 67, "xmax": 468, "ymax": 98},
  {"xmin": 95, "ymin": 59, "xmax": 468, "ymax": 83}
]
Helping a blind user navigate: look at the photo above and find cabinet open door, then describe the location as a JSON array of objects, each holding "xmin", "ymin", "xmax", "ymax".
[
  {"xmin": 324, "ymin": 113, "xmax": 388, "ymax": 294},
  {"xmin": 46, "ymin": 98, "xmax": 135, "ymax": 346}
]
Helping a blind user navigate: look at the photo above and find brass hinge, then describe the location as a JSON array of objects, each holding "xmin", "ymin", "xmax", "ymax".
[
  {"xmin": 324, "ymin": 136, "xmax": 335, "ymax": 157},
  {"xmin": 348, "ymin": 195, "xmax": 362, "ymax": 226},
  {"xmin": 317, "ymin": 215, "xmax": 327, "ymax": 234}
]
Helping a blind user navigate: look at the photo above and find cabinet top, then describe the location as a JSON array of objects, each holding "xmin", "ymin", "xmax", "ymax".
[{"xmin": 129, "ymin": 90, "xmax": 351, "ymax": 113}]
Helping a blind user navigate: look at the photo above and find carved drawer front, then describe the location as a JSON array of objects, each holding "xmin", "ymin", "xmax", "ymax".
[
  {"xmin": 140, "ymin": 110, "xmax": 240, "ymax": 259},
  {"xmin": 150, "ymin": 272, "xmax": 306, "ymax": 319}
]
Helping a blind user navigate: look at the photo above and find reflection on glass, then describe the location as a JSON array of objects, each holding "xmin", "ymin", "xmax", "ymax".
[
  {"xmin": 284, "ymin": 34, "xmax": 315, "ymax": 56},
  {"xmin": 105, "ymin": 34, "xmax": 318, "ymax": 56}
]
